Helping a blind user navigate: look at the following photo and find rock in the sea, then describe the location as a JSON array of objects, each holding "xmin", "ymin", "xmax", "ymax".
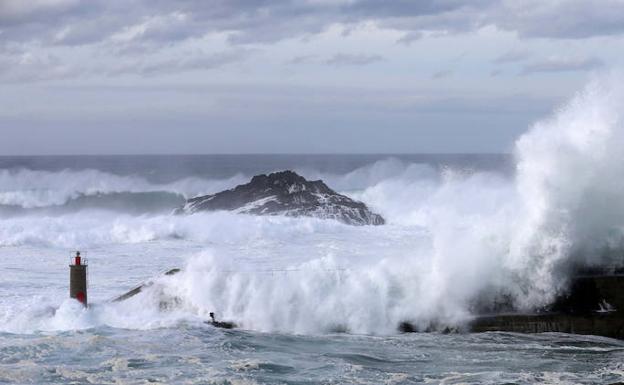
[{"xmin": 178, "ymin": 170, "xmax": 385, "ymax": 226}]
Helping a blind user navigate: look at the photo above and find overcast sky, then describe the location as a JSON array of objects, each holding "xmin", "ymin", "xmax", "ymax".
[{"xmin": 0, "ymin": 0, "xmax": 622, "ymax": 154}]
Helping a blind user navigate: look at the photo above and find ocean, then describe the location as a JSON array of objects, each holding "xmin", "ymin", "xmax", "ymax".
[
  {"xmin": 2, "ymin": 78, "xmax": 624, "ymax": 385},
  {"xmin": 0, "ymin": 150, "xmax": 623, "ymax": 384}
]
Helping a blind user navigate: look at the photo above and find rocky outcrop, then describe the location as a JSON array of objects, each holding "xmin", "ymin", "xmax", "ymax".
[{"xmin": 178, "ymin": 170, "xmax": 385, "ymax": 226}]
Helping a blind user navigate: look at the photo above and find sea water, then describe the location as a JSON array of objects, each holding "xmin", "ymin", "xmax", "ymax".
[{"xmin": 2, "ymin": 76, "xmax": 624, "ymax": 384}]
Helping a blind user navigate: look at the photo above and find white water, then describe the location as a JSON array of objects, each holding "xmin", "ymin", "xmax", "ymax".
[
  {"xmin": 1, "ymin": 75, "xmax": 624, "ymax": 336},
  {"xmin": 0, "ymin": 168, "xmax": 248, "ymax": 208}
]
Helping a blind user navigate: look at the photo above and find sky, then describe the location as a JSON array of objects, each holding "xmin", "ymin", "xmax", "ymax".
[{"xmin": 0, "ymin": 0, "xmax": 623, "ymax": 155}]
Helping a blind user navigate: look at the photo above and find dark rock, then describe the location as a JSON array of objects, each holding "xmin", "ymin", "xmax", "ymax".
[
  {"xmin": 178, "ymin": 170, "xmax": 385, "ymax": 226},
  {"xmin": 206, "ymin": 320, "xmax": 236, "ymax": 329},
  {"xmin": 398, "ymin": 321, "xmax": 417, "ymax": 333}
]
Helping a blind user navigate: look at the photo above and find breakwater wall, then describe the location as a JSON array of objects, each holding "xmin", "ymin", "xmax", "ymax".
[{"xmin": 470, "ymin": 275, "xmax": 624, "ymax": 339}]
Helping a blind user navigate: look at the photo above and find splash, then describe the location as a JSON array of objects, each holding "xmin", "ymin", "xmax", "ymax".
[
  {"xmin": 509, "ymin": 72, "xmax": 624, "ymax": 307},
  {"xmin": 158, "ymin": 74, "xmax": 624, "ymax": 332}
]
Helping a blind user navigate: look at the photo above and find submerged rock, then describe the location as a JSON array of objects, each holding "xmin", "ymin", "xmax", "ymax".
[{"xmin": 178, "ymin": 170, "xmax": 385, "ymax": 226}]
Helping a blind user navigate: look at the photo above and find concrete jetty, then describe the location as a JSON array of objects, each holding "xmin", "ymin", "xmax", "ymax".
[
  {"xmin": 469, "ymin": 274, "xmax": 624, "ymax": 339},
  {"xmin": 111, "ymin": 268, "xmax": 180, "ymax": 302},
  {"xmin": 399, "ymin": 274, "xmax": 624, "ymax": 339}
]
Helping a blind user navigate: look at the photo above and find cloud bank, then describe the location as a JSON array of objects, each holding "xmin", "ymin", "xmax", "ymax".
[{"xmin": 0, "ymin": 0, "xmax": 622, "ymax": 79}]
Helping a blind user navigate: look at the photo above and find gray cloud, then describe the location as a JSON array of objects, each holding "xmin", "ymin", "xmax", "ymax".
[
  {"xmin": 432, "ymin": 69, "xmax": 453, "ymax": 79},
  {"xmin": 287, "ymin": 55, "xmax": 318, "ymax": 65},
  {"xmin": 0, "ymin": 48, "xmax": 74, "ymax": 82},
  {"xmin": 3, "ymin": 0, "xmax": 624, "ymax": 50},
  {"xmin": 0, "ymin": 0, "xmax": 83, "ymax": 23},
  {"xmin": 491, "ymin": 0, "xmax": 624, "ymax": 39},
  {"xmin": 521, "ymin": 56, "xmax": 604, "ymax": 74},
  {"xmin": 493, "ymin": 49, "xmax": 531, "ymax": 64},
  {"xmin": 396, "ymin": 31, "xmax": 424, "ymax": 45},
  {"xmin": 326, "ymin": 53, "xmax": 383, "ymax": 67},
  {"xmin": 106, "ymin": 49, "xmax": 254, "ymax": 76},
  {"xmin": 0, "ymin": 0, "xmax": 621, "ymax": 86}
]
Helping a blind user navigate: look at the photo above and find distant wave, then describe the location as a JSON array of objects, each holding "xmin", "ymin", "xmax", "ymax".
[
  {"xmin": 0, "ymin": 168, "xmax": 248, "ymax": 209},
  {"xmin": 0, "ymin": 191, "xmax": 186, "ymax": 216},
  {"xmin": 0, "ymin": 158, "xmax": 450, "ymax": 216}
]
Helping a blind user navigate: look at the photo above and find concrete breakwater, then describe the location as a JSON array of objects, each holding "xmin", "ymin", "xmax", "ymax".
[
  {"xmin": 469, "ymin": 274, "xmax": 624, "ymax": 339},
  {"xmin": 396, "ymin": 274, "xmax": 624, "ymax": 339},
  {"xmin": 469, "ymin": 312, "xmax": 624, "ymax": 339}
]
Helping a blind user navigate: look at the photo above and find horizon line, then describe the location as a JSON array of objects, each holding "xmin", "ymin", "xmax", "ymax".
[{"xmin": 0, "ymin": 152, "xmax": 512, "ymax": 157}]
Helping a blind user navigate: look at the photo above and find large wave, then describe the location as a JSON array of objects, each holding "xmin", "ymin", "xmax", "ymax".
[
  {"xmin": 0, "ymin": 168, "xmax": 248, "ymax": 210},
  {"xmin": 150, "ymin": 73, "xmax": 624, "ymax": 333},
  {"xmin": 509, "ymin": 73, "xmax": 624, "ymax": 307}
]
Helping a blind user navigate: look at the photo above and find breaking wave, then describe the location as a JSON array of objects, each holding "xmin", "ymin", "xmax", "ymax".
[
  {"xmin": 0, "ymin": 168, "xmax": 247, "ymax": 210},
  {"xmin": 152, "ymin": 73, "xmax": 624, "ymax": 332}
]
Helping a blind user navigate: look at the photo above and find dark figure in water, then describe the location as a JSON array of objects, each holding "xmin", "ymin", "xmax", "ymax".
[{"xmin": 207, "ymin": 312, "xmax": 236, "ymax": 329}]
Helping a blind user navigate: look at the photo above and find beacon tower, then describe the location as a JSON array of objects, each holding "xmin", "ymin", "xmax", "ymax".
[{"xmin": 69, "ymin": 251, "xmax": 88, "ymax": 307}]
